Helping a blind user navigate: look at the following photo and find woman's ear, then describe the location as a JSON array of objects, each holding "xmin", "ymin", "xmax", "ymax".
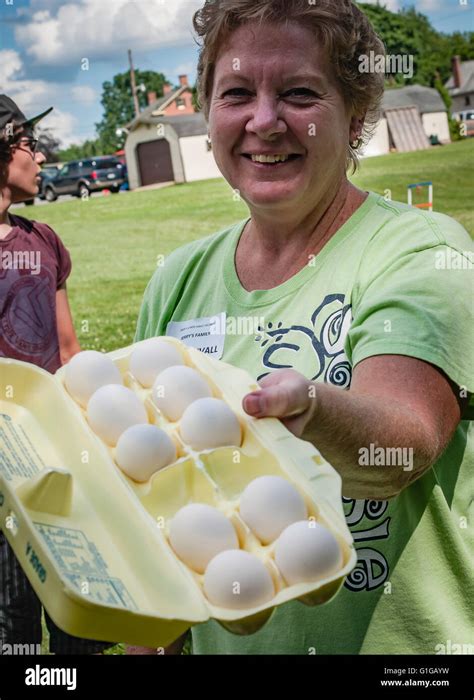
[{"xmin": 349, "ymin": 114, "xmax": 365, "ymax": 144}]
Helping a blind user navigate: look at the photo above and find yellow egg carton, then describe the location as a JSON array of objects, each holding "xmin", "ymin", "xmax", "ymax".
[{"xmin": 0, "ymin": 337, "xmax": 356, "ymax": 648}]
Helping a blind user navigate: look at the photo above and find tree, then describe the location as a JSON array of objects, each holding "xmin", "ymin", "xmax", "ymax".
[
  {"xmin": 95, "ymin": 69, "xmax": 169, "ymax": 152},
  {"xmin": 191, "ymin": 84, "xmax": 200, "ymax": 112},
  {"xmin": 447, "ymin": 31, "xmax": 474, "ymax": 61},
  {"xmin": 55, "ymin": 138, "xmax": 104, "ymax": 163},
  {"xmin": 36, "ymin": 128, "xmax": 62, "ymax": 163},
  {"xmin": 358, "ymin": 3, "xmax": 473, "ymax": 88}
]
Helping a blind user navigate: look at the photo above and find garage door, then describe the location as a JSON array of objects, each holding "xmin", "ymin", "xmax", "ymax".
[
  {"xmin": 385, "ymin": 106, "xmax": 430, "ymax": 152},
  {"xmin": 137, "ymin": 139, "xmax": 174, "ymax": 186}
]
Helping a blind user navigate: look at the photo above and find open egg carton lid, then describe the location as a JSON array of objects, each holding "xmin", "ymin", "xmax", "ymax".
[{"xmin": 0, "ymin": 338, "xmax": 357, "ymax": 648}]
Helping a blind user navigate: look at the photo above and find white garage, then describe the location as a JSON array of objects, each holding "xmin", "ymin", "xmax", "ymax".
[
  {"xmin": 362, "ymin": 85, "xmax": 451, "ymax": 158},
  {"xmin": 124, "ymin": 112, "xmax": 222, "ymax": 190}
]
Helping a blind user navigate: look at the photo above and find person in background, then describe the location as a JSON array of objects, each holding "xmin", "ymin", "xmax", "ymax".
[{"xmin": 0, "ymin": 94, "xmax": 114, "ymax": 654}]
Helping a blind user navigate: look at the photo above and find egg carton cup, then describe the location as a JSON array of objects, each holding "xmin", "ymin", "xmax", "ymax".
[{"xmin": 0, "ymin": 338, "xmax": 356, "ymax": 647}]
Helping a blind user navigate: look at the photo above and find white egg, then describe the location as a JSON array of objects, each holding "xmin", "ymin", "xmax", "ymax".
[
  {"xmin": 87, "ymin": 384, "xmax": 148, "ymax": 446},
  {"xmin": 274, "ymin": 520, "xmax": 343, "ymax": 586},
  {"xmin": 129, "ymin": 338, "xmax": 184, "ymax": 388},
  {"xmin": 152, "ymin": 365, "xmax": 212, "ymax": 421},
  {"xmin": 179, "ymin": 398, "xmax": 241, "ymax": 451},
  {"xmin": 64, "ymin": 350, "xmax": 122, "ymax": 408},
  {"xmin": 204, "ymin": 550, "xmax": 275, "ymax": 610},
  {"xmin": 169, "ymin": 503, "xmax": 239, "ymax": 574},
  {"xmin": 115, "ymin": 424, "xmax": 177, "ymax": 482},
  {"xmin": 239, "ymin": 476, "xmax": 308, "ymax": 544}
]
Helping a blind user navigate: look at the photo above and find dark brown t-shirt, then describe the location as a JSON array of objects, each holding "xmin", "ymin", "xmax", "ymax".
[{"xmin": 0, "ymin": 214, "xmax": 71, "ymax": 373}]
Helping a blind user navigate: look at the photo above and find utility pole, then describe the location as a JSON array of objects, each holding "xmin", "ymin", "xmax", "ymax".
[{"xmin": 128, "ymin": 49, "xmax": 140, "ymax": 118}]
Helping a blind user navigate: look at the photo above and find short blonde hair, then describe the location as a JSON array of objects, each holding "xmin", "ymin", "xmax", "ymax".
[{"xmin": 193, "ymin": 0, "xmax": 386, "ymax": 172}]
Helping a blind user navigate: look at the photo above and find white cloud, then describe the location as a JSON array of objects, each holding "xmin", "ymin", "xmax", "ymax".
[
  {"xmin": 71, "ymin": 85, "xmax": 96, "ymax": 104},
  {"xmin": 0, "ymin": 49, "xmax": 23, "ymax": 84},
  {"xmin": 0, "ymin": 49, "xmax": 54, "ymax": 112},
  {"xmin": 0, "ymin": 49, "xmax": 86, "ymax": 147},
  {"xmin": 362, "ymin": 0, "xmax": 402, "ymax": 11},
  {"xmin": 40, "ymin": 110, "xmax": 79, "ymax": 148},
  {"xmin": 15, "ymin": 0, "xmax": 203, "ymax": 67},
  {"xmin": 416, "ymin": 0, "xmax": 443, "ymax": 9},
  {"xmin": 172, "ymin": 62, "xmax": 196, "ymax": 79}
]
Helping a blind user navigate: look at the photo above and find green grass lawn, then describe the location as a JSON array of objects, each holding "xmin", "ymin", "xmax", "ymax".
[
  {"xmin": 16, "ymin": 137, "xmax": 472, "ymax": 654},
  {"xmin": 15, "ymin": 138, "xmax": 473, "ymax": 359}
]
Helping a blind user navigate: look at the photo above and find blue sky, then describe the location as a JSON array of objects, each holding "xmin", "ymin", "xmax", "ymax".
[{"xmin": 0, "ymin": 0, "xmax": 472, "ymax": 148}]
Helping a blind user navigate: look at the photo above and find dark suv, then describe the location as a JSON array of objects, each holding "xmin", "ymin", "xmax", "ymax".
[
  {"xmin": 43, "ymin": 157, "xmax": 126, "ymax": 201},
  {"xmin": 38, "ymin": 164, "xmax": 62, "ymax": 199}
]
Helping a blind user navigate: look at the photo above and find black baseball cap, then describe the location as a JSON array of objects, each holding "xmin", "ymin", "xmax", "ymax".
[{"xmin": 0, "ymin": 94, "xmax": 53, "ymax": 138}]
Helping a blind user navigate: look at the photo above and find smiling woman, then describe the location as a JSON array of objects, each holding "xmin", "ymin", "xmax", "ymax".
[
  {"xmin": 194, "ymin": 0, "xmax": 385, "ymax": 174},
  {"xmin": 194, "ymin": 1, "xmax": 387, "ymax": 289},
  {"xmin": 133, "ymin": 0, "xmax": 473, "ymax": 657}
]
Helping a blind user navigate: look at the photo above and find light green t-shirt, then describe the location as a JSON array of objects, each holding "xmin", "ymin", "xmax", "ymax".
[{"xmin": 135, "ymin": 191, "xmax": 474, "ymax": 654}]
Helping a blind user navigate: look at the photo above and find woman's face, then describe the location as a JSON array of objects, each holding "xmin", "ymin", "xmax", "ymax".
[
  {"xmin": 208, "ymin": 21, "xmax": 359, "ymax": 212},
  {"xmin": 3, "ymin": 132, "xmax": 45, "ymax": 203}
]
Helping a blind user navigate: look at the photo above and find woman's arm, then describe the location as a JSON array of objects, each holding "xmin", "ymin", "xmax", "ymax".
[
  {"xmin": 242, "ymin": 355, "xmax": 464, "ymax": 500},
  {"xmin": 56, "ymin": 283, "xmax": 81, "ymax": 365}
]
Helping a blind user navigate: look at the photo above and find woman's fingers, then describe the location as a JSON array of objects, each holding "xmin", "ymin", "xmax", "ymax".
[{"xmin": 243, "ymin": 370, "xmax": 312, "ymax": 418}]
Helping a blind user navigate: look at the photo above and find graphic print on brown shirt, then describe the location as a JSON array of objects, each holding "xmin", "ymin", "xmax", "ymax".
[{"xmin": 0, "ymin": 214, "xmax": 71, "ymax": 373}]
